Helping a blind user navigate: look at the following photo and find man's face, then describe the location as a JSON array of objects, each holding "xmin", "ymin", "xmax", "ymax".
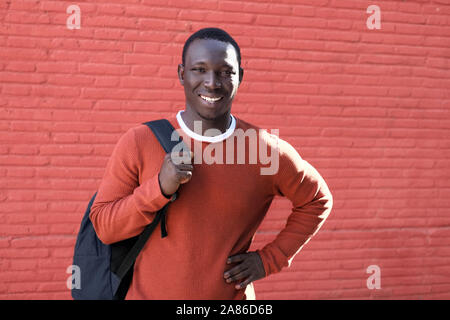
[{"xmin": 178, "ymin": 38, "xmax": 243, "ymax": 121}]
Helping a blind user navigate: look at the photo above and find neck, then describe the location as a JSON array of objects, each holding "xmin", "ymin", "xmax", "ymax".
[{"xmin": 181, "ymin": 107, "xmax": 232, "ymax": 136}]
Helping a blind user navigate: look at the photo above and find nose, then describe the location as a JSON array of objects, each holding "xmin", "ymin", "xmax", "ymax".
[{"xmin": 204, "ymin": 71, "xmax": 221, "ymax": 90}]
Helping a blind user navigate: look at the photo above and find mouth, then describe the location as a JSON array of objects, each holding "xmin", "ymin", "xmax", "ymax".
[{"xmin": 199, "ymin": 94, "xmax": 223, "ymax": 103}]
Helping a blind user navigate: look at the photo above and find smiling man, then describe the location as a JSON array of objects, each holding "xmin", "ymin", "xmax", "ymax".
[
  {"xmin": 180, "ymin": 32, "xmax": 240, "ymax": 129},
  {"xmin": 89, "ymin": 28, "xmax": 333, "ymax": 300}
]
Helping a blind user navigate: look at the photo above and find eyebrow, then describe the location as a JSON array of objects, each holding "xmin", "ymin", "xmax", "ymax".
[{"xmin": 190, "ymin": 61, "xmax": 234, "ymax": 69}]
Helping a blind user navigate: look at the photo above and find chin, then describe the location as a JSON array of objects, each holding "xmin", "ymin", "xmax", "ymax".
[
  {"xmin": 193, "ymin": 103, "xmax": 231, "ymax": 121},
  {"xmin": 197, "ymin": 109, "xmax": 226, "ymax": 121}
]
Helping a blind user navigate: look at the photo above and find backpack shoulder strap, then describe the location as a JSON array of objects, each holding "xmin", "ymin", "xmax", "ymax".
[
  {"xmin": 143, "ymin": 119, "xmax": 184, "ymax": 153},
  {"xmin": 141, "ymin": 118, "xmax": 190, "ymax": 233},
  {"xmin": 114, "ymin": 119, "xmax": 186, "ymax": 281}
]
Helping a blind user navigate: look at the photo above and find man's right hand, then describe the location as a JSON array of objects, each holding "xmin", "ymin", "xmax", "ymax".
[{"xmin": 158, "ymin": 151, "xmax": 194, "ymax": 198}]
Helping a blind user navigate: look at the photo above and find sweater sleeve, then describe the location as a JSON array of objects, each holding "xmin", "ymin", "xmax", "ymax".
[
  {"xmin": 257, "ymin": 138, "xmax": 333, "ymax": 277},
  {"xmin": 89, "ymin": 127, "xmax": 170, "ymax": 245}
]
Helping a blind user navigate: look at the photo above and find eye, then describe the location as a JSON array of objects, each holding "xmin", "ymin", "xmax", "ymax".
[
  {"xmin": 192, "ymin": 67, "xmax": 205, "ymax": 73},
  {"xmin": 221, "ymin": 70, "xmax": 235, "ymax": 76}
]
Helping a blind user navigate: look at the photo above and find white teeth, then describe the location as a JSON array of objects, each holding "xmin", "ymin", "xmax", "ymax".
[{"xmin": 200, "ymin": 95, "xmax": 222, "ymax": 102}]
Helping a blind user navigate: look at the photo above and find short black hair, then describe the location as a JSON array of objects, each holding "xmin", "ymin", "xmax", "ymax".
[{"xmin": 182, "ymin": 27, "xmax": 242, "ymax": 69}]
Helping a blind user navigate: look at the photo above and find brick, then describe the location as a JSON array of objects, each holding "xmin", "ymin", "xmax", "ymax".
[
  {"xmin": 126, "ymin": 5, "xmax": 178, "ymax": 19},
  {"xmin": 0, "ymin": 248, "xmax": 49, "ymax": 259},
  {"xmin": 38, "ymin": 144, "xmax": 93, "ymax": 156},
  {"xmin": 49, "ymin": 224, "xmax": 79, "ymax": 235},
  {"xmin": 0, "ymin": 238, "xmax": 10, "ymax": 248},
  {"xmin": 2, "ymin": 84, "xmax": 32, "ymax": 96},
  {"xmin": 96, "ymin": 3, "xmax": 126, "ymax": 15},
  {"xmin": 9, "ymin": 259, "xmax": 39, "ymax": 271},
  {"xmin": 38, "ymin": 282, "xmax": 67, "ymax": 293},
  {"xmin": 31, "ymin": 85, "xmax": 81, "ymax": 98},
  {"xmin": 0, "ymin": 71, "xmax": 46, "ymax": 84},
  {"xmin": 7, "ymin": 283, "xmax": 41, "ymax": 293},
  {"xmin": 164, "ymin": 0, "xmax": 219, "ymax": 10},
  {"xmin": 35, "ymin": 62, "xmax": 78, "ymax": 74},
  {"xmin": 47, "ymin": 74, "xmax": 95, "ymax": 87},
  {"xmin": 0, "ymin": 225, "xmax": 48, "ymax": 236}
]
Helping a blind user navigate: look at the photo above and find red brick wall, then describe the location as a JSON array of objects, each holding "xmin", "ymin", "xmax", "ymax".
[{"xmin": 1, "ymin": 0, "xmax": 449, "ymax": 299}]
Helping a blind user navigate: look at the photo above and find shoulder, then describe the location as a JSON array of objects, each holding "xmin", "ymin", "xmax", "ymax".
[
  {"xmin": 234, "ymin": 116, "xmax": 301, "ymax": 159},
  {"xmin": 277, "ymin": 137, "xmax": 302, "ymax": 161},
  {"xmin": 233, "ymin": 116, "xmax": 274, "ymax": 142},
  {"xmin": 233, "ymin": 116, "xmax": 262, "ymax": 132},
  {"xmin": 123, "ymin": 116, "xmax": 179, "ymax": 148}
]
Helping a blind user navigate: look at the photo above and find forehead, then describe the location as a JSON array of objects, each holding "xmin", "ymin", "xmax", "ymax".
[{"xmin": 185, "ymin": 38, "xmax": 238, "ymax": 67}]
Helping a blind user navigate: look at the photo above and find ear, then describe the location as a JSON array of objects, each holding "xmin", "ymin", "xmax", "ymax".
[
  {"xmin": 238, "ymin": 67, "xmax": 244, "ymax": 86},
  {"xmin": 178, "ymin": 64, "xmax": 185, "ymax": 85}
]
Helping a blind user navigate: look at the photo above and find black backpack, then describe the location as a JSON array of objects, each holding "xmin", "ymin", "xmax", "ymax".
[{"xmin": 70, "ymin": 119, "xmax": 185, "ymax": 300}]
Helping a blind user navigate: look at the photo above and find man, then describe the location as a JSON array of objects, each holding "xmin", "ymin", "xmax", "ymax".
[{"xmin": 89, "ymin": 28, "xmax": 333, "ymax": 300}]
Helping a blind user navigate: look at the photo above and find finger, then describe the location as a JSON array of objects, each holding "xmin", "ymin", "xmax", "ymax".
[
  {"xmin": 225, "ymin": 269, "xmax": 251, "ymax": 284},
  {"xmin": 177, "ymin": 170, "xmax": 192, "ymax": 184},
  {"xmin": 224, "ymin": 264, "xmax": 248, "ymax": 279},
  {"xmin": 235, "ymin": 275, "xmax": 254, "ymax": 290},
  {"xmin": 227, "ymin": 254, "xmax": 246, "ymax": 264},
  {"xmin": 175, "ymin": 164, "xmax": 194, "ymax": 171}
]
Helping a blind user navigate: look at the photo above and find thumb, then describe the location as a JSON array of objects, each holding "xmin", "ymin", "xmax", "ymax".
[{"xmin": 179, "ymin": 170, "xmax": 192, "ymax": 184}]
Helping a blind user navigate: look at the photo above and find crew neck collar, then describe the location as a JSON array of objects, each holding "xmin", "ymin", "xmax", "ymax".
[{"xmin": 176, "ymin": 110, "xmax": 236, "ymax": 143}]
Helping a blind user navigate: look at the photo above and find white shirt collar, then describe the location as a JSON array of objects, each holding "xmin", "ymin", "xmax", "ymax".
[{"xmin": 176, "ymin": 110, "xmax": 236, "ymax": 143}]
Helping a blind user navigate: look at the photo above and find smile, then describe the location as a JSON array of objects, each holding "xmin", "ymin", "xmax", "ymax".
[{"xmin": 199, "ymin": 95, "xmax": 223, "ymax": 103}]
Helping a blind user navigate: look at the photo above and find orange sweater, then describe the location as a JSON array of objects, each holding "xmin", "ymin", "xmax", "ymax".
[{"xmin": 89, "ymin": 112, "xmax": 333, "ymax": 300}]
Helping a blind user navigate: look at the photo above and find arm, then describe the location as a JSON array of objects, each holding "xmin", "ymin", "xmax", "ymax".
[
  {"xmin": 257, "ymin": 138, "xmax": 333, "ymax": 277},
  {"xmin": 223, "ymin": 138, "xmax": 333, "ymax": 288},
  {"xmin": 89, "ymin": 127, "xmax": 170, "ymax": 245}
]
